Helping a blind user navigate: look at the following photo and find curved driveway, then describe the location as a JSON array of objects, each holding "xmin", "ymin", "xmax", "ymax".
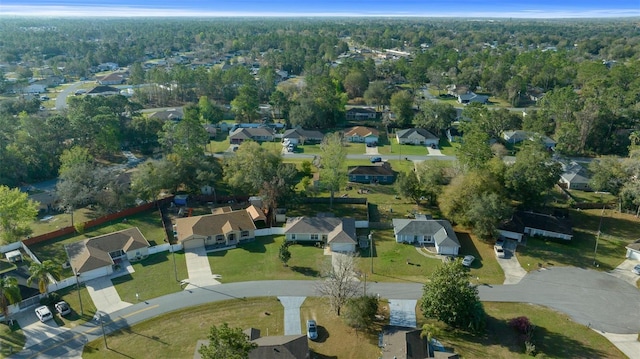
[
  {"xmin": 55, "ymin": 81, "xmax": 87, "ymax": 110},
  {"xmin": 10, "ymin": 268, "xmax": 640, "ymax": 358}
]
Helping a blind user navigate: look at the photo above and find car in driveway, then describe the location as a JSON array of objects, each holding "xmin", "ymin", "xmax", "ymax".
[
  {"xmin": 35, "ymin": 306, "xmax": 53, "ymax": 322},
  {"xmin": 55, "ymin": 301, "xmax": 71, "ymax": 316},
  {"xmin": 461, "ymin": 255, "xmax": 475, "ymax": 267},
  {"xmin": 370, "ymin": 156, "xmax": 382, "ymax": 163},
  {"xmin": 494, "ymin": 246, "xmax": 505, "ymax": 258},
  {"xmin": 306, "ymin": 319, "xmax": 318, "ymax": 340},
  {"xmin": 495, "ymin": 237, "xmax": 505, "ymax": 248},
  {"xmin": 633, "ymin": 264, "xmax": 640, "ymax": 275}
]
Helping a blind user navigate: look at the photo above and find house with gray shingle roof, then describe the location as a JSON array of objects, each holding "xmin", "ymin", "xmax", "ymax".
[
  {"xmin": 285, "ymin": 216, "xmax": 357, "ymax": 253},
  {"xmin": 194, "ymin": 328, "xmax": 309, "ymax": 359},
  {"xmin": 229, "ymin": 127, "xmax": 275, "ymax": 145},
  {"xmin": 64, "ymin": 227, "xmax": 150, "ymax": 280},
  {"xmin": 392, "ymin": 216, "xmax": 460, "ymax": 255},
  {"xmin": 396, "ymin": 128, "xmax": 439, "ymax": 147},
  {"xmin": 282, "ymin": 127, "xmax": 324, "ymax": 145},
  {"xmin": 558, "ymin": 160, "xmax": 590, "ymax": 190},
  {"xmin": 348, "ymin": 162, "xmax": 396, "ymax": 184}
]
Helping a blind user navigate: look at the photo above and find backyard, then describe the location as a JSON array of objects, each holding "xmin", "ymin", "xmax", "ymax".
[
  {"xmin": 0, "ymin": 322, "xmax": 24, "ymax": 358},
  {"xmin": 29, "ymin": 210, "xmax": 166, "ymax": 278}
]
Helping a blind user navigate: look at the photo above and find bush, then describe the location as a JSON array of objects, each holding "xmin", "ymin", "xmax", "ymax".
[
  {"xmin": 74, "ymin": 222, "xmax": 86, "ymax": 234},
  {"xmin": 509, "ymin": 316, "xmax": 533, "ymax": 334},
  {"xmin": 39, "ymin": 292, "xmax": 61, "ymax": 306}
]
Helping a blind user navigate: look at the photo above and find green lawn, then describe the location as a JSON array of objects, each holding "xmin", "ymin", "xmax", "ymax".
[
  {"xmin": 53, "ymin": 284, "xmax": 98, "ymax": 329},
  {"xmin": 431, "ymin": 302, "xmax": 626, "ymax": 359},
  {"xmin": 517, "ymin": 208, "xmax": 638, "ymax": 272},
  {"xmin": 0, "ymin": 260, "xmax": 17, "ymax": 275},
  {"xmin": 0, "ymin": 322, "xmax": 24, "ymax": 358},
  {"xmin": 111, "ymin": 251, "xmax": 188, "ymax": 303},
  {"xmin": 30, "ymin": 207, "xmax": 95, "ymax": 237},
  {"xmin": 30, "ymin": 210, "xmax": 166, "ymax": 277},
  {"xmin": 208, "ymin": 236, "xmax": 330, "ymax": 283}
]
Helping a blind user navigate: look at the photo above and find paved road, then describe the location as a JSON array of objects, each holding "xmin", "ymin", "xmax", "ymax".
[
  {"xmin": 55, "ymin": 81, "xmax": 87, "ymax": 110},
  {"xmin": 11, "ymin": 268, "xmax": 640, "ymax": 358}
]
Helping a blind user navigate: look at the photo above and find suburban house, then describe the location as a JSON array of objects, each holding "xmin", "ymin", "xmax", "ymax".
[
  {"xmin": 87, "ymin": 85, "xmax": 120, "ymax": 97},
  {"xmin": 173, "ymin": 205, "xmax": 266, "ymax": 250},
  {"xmin": 203, "ymin": 124, "xmax": 217, "ymax": 138},
  {"xmin": 284, "ymin": 216, "xmax": 357, "ymax": 252},
  {"xmin": 97, "ymin": 72, "xmax": 126, "ymax": 85},
  {"xmin": 498, "ymin": 211, "xmax": 573, "ymax": 241},
  {"xmin": 64, "ymin": 227, "xmax": 150, "ymax": 280},
  {"xmin": 282, "ymin": 127, "xmax": 325, "ymax": 145},
  {"xmin": 194, "ymin": 328, "xmax": 308, "ymax": 359},
  {"xmin": 348, "ymin": 162, "xmax": 396, "ymax": 184},
  {"xmin": 502, "ymin": 130, "xmax": 556, "ymax": 150},
  {"xmin": 558, "ymin": 161, "xmax": 590, "ymax": 190},
  {"xmin": 344, "ymin": 126, "xmax": 379, "ymax": 145},
  {"xmin": 392, "ymin": 216, "xmax": 460, "ymax": 256},
  {"xmin": 24, "ymin": 84, "xmax": 46, "ymax": 94},
  {"xmin": 346, "ymin": 107, "xmax": 378, "ymax": 120},
  {"xmin": 380, "ymin": 326, "xmax": 429, "ymax": 359},
  {"xmin": 625, "ymin": 239, "xmax": 640, "ymax": 260},
  {"xmin": 229, "ymin": 127, "xmax": 275, "ymax": 145},
  {"xmin": 396, "ymin": 128, "xmax": 439, "ymax": 147},
  {"xmin": 148, "ymin": 107, "xmax": 184, "ymax": 121},
  {"xmin": 457, "ymin": 92, "xmax": 489, "ymax": 104}
]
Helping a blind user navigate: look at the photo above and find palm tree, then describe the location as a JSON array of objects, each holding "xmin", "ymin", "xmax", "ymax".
[
  {"xmin": 0, "ymin": 276, "xmax": 21, "ymax": 322},
  {"xmin": 420, "ymin": 323, "xmax": 442, "ymax": 356},
  {"xmin": 27, "ymin": 260, "xmax": 61, "ymax": 295}
]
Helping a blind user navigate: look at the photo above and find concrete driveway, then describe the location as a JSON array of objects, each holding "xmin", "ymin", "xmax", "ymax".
[
  {"xmin": 608, "ymin": 259, "xmax": 640, "ymax": 287},
  {"xmin": 388, "ymin": 299, "xmax": 417, "ymax": 327},
  {"xmin": 365, "ymin": 145, "xmax": 379, "ymax": 155},
  {"xmin": 496, "ymin": 240, "xmax": 527, "ymax": 285},
  {"xmin": 426, "ymin": 147, "xmax": 443, "ymax": 156},
  {"xmin": 278, "ymin": 296, "xmax": 306, "ymax": 335},
  {"xmin": 184, "ymin": 247, "xmax": 220, "ymax": 289},
  {"xmin": 18, "ymin": 310, "xmax": 70, "ymax": 349},
  {"xmin": 86, "ymin": 277, "xmax": 131, "ymax": 314}
]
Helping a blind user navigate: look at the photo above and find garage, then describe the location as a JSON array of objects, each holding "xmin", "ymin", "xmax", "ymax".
[
  {"xmin": 626, "ymin": 240, "xmax": 640, "ymax": 260},
  {"xmin": 183, "ymin": 238, "xmax": 204, "ymax": 250},
  {"xmin": 329, "ymin": 242, "xmax": 356, "ymax": 253}
]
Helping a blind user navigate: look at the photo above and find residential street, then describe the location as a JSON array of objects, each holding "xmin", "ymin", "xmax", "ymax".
[{"xmin": 10, "ymin": 267, "xmax": 640, "ymax": 358}]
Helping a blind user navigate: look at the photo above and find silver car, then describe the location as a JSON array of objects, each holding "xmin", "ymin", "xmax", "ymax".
[
  {"xmin": 306, "ymin": 320, "xmax": 318, "ymax": 340},
  {"xmin": 462, "ymin": 255, "xmax": 475, "ymax": 267},
  {"xmin": 35, "ymin": 306, "xmax": 53, "ymax": 322}
]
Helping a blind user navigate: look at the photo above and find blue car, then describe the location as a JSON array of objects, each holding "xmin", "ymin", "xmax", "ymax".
[{"xmin": 370, "ymin": 156, "xmax": 382, "ymax": 163}]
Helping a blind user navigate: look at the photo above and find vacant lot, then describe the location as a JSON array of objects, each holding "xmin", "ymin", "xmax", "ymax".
[
  {"xmin": 432, "ymin": 302, "xmax": 626, "ymax": 358},
  {"xmin": 81, "ymin": 297, "xmax": 623, "ymax": 359}
]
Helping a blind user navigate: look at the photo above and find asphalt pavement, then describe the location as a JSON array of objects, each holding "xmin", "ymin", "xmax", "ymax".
[{"xmin": 10, "ymin": 270, "xmax": 640, "ymax": 358}]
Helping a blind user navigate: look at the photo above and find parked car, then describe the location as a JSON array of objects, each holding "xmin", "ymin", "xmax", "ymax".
[
  {"xmin": 494, "ymin": 246, "xmax": 505, "ymax": 258},
  {"xmin": 370, "ymin": 156, "xmax": 382, "ymax": 163},
  {"xmin": 35, "ymin": 305, "xmax": 53, "ymax": 322},
  {"xmin": 495, "ymin": 237, "xmax": 505, "ymax": 248},
  {"xmin": 55, "ymin": 301, "xmax": 71, "ymax": 316},
  {"xmin": 461, "ymin": 255, "xmax": 475, "ymax": 267},
  {"xmin": 366, "ymin": 142, "xmax": 377, "ymax": 147},
  {"xmin": 632, "ymin": 264, "xmax": 640, "ymax": 275},
  {"xmin": 306, "ymin": 319, "xmax": 318, "ymax": 340}
]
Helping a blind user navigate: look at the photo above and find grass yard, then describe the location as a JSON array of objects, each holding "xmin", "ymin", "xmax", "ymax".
[
  {"xmin": 208, "ymin": 236, "xmax": 330, "ymax": 283},
  {"xmin": 111, "ymin": 251, "xmax": 188, "ymax": 303},
  {"xmin": 431, "ymin": 302, "xmax": 626, "ymax": 358},
  {"xmin": 29, "ymin": 210, "xmax": 165, "ymax": 277},
  {"xmin": 455, "ymin": 229, "xmax": 505, "ymax": 285},
  {"xmin": 54, "ymin": 284, "xmax": 98, "ymax": 329},
  {"xmin": 286, "ymin": 202, "xmax": 369, "ymax": 219},
  {"xmin": 30, "ymin": 207, "xmax": 95, "ymax": 237},
  {"xmin": 517, "ymin": 208, "xmax": 639, "ymax": 272},
  {"xmin": 0, "ymin": 322, "xmax": 25, "ymax": 358},
  {"xmin": 0, "ymin": 260, "xmax": 17, "ymax": 275}
]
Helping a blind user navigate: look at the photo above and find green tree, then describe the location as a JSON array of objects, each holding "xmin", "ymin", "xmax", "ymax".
[
  {"xmin": 343, "ymin": 70, "xmax": 369, "ymax": 99},
  {"xmin": 466, "ymin": 192, "xmax": 513, "ymax": 240},
  {"xmin": 0, "ymin": 276, "xmax": 21, "ymax": 322},
  {"xmin": 158, "ymin": 115, "xmax": 209, "ymax": 158},
  {"xmin": 420, "ymin": 261, "xmax": 485, "ymax": 333},
  {"xmin": 279, "ymin": 242, "xmax": 291, "ymax": 267},
  {"xmin": 27, "ymin": 260, "xmax": 60, "ymax": 295},
  {"xmin": 198, "ymin": 323, "xmax": 257, "ymax": 359},
  {"xmin": 395, "ymin": 171, "xmax": 425, "ymax": 205},
  {"xmin": 504, "ymin": 142, "xmax": 562, "ymax": 206},
  {"xmin": 415, "ymin": 160, "xmax": 449, "ymax": 206},
  {"xmin": 344, "ymin": 295, "xmax": 379, "ymax": 332},
  {"xmin": 319, "ymin": 133, "xmax": 347, "ymax": 208},
  {"xmin": 231, "ymin": 84, "xmax": 260, "ymax": 122},
  {"xmin": 439, "ymin": 171, "xmax": 503, "ymax": 227},
  {"xmin": 363, "ymin": 81, "xmax": 390, "ymax": 111},
  {"xmin": 390, "ymin": 90, "xmax": 414, "ymax": 127},
  {"xmin": 589, "ymin": 157, "xmax": 627, "ymax": 195},
  {"xmin": 413, "ymin": 101, "xmax": 456, "ymax": 135},
  {"xmin": 457, "ymin": 126, "xmax": 492, "ymax": 172},
  {"xmin": 0, "ymin": 185, "xmax": 39, "ymax": 243},
  {"xmin": 223, "ymin": 141, "xmax": 282, "ymax": 194}
]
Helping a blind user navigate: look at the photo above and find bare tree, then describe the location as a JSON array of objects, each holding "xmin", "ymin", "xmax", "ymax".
[{"xmin": 316, "ymin": 253, "xmax": 362, "ymax": 316}]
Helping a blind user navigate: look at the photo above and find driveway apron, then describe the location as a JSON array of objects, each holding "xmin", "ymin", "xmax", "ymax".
[
  {"xmin": 86, "ymin": 277, "xmax": 131, "ymax": 314},
  {"xmin": 497, "ymin": 241, "xmax": 527, "ymax": 285},
  {"xmin": 184, "ymin": 247, "xmax": 220, "ymax": 289},
  {"xmin": 278, "ymin": 296, "xmax": 306, "ymax": 335},
  {"xmin": 18, "ymin": 310, "xmax": 70, "ymax": 349},
  {"xmin": 608, "ymin": 259, "xmax": 640, "ymax": 287},
  {"xmin": 388, "ymin": 299, "xmax": 417, "ymax": 327}
]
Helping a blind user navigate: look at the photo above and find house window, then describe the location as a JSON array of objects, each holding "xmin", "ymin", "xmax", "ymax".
[
  {"xmin": 311, "ymin": 234, "xmax": 319, "ymax": 240},
  {"xmin": 414, "ymin": 235, "xmax": 418, "ymax": 241},
  {"xmin": 291, "ymin": 234, "xmax": 296, "ymax": 240},
  {"xmin": 109, "ymin": 249, "xmax": 125, "ymax": 259},
  {"xmin": 216, "ymin": 235, "xmax": 224, "ymax": 242},
  {"xmin": 241, "ymin": 231, "xmax": 249, "ymax": 237}
]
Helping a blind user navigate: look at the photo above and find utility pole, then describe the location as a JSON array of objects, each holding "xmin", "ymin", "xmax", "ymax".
[
  {"xmin": 100, "ymin": 314, "xmax": 108, "ymax": 348},
  {"xmin": 593, "ymin": 205, "xmax": 606, "ymax": 266},
  {"xmin": 75, "ymin": 269, "xmax": 83, "ymax": 315},
  {"xmin": 172, "ymin": 245, "xmax": 178, "ymax": 282},
  {"xmin": 369, "ymin": 232, "xmax": 374, "ymax": 274}
]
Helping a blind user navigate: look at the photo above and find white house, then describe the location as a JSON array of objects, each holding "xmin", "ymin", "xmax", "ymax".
[
  {"xmin": 64, "ymin": 227, "xmax": 150, "ymax": 281},
  {"xmin": 558, "ymin": 161, "xmax": 590, "ymax": 190},
  {"xmin": 626, "ymin": 240, "xmax": 640, "ymax": 260},
  {"xmin": 499, "ymin": 211, "xmax": 573, "ymax": 241},
  {"xmin": 392, "ymin": 216, "xmax": 460, "ymax": 255},
  {"xmin": 396, "ymin": 128, "xmax": 439, "ymax": 147},
  {"xmin": 344, "ymin": 126, "xmax": 379, "ymax": 145},
  {"xmin": 284, "ymin": 216, "xmax": 357, "ymax": 253}
]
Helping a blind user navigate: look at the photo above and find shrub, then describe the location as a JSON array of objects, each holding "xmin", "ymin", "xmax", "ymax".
[
  {"xmin": 525, "ymin": 341, "xmax": 536, "ymax": 356},
  {"xmin": 74, "ymin": 222, "xmax": 85, "ymax": 234},
  {"xmin": 509, "ymin": 316, "xmax": 533, "ymax": 334},
  {"xmin": 39, "ymin": 292, "xmax": 61, "ymax": 306}
]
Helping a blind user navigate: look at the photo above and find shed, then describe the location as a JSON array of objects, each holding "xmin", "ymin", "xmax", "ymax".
[
  {"xmin": 5, "ymin": 250, "xmax": 23, "ymax": 263},
  {"xmin": 174, "ymin": 194, "xmax": 189, "ymax": 206}
]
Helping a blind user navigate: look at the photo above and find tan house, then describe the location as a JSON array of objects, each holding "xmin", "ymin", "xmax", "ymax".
[
  {"xmin": 64, "ymin": 227, "xmax": 150, "ymax": 281},
  {"xmin": 284, "ymin": 216, "xmax": 357, "ymax": 252},
  {"xmin": 173, "ymin": 205, "xmax": 266, "ymax": 250},
  {"xmin": 344, "ymin": 126, "xmax": 379, "ymax": 144}
]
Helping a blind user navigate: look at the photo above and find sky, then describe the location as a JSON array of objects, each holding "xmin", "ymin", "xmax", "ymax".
[{"xmin": 1, "ymin": 0, "xmax": 639, "ymax": 18}]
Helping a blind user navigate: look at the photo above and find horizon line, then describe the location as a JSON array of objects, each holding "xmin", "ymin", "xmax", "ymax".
[{"xmin": 1, "ymin": 5, "xmax": 640, "ymax": 19}]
